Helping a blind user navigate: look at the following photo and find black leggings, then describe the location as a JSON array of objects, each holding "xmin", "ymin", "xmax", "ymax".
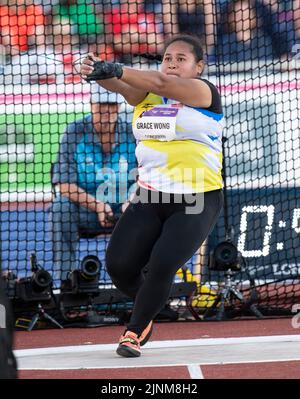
[{"xmin": 106, "ymin": 187, "xmax": 223, "ymax": 335}]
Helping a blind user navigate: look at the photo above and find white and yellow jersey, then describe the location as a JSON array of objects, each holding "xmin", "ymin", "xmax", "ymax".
[{"xmin": 132, "ymin": 88, "xmax": 224, "ymax": 194}]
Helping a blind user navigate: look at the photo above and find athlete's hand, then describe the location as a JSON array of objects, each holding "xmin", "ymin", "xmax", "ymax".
[
  {"xmin": 80, "ymin": 53, "xmax": 123, "ymax": 82},
  {"xmin": 96, "ymin": 201, "xmax": 115, "ymax": 228},
  {"xmin": 80, "ymin": 53, "xmax": 100, "ymax": 81}
]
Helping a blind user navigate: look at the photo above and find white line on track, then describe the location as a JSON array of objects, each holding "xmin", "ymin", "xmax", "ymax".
[
  {"xmin": 15, "ymin": 335, "xmax": 300, "ymax": 371},
  {"xmin": 14, "ymin": 334, "xmax": 300, "ymax": 357},
  {"xmin": 187, "ymin": 364, "xmax": 204, "ymax": 379}
]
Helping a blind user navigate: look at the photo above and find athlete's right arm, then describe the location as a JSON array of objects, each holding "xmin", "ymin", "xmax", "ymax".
[{"xmin": 80, "ymin": 54, "xmax": 147, "ymax": 106}]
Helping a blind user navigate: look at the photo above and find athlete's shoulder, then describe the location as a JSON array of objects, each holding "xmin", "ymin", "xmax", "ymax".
[{"xmin": 197, "ymin": 78, "xmax": 223, "ymax": 114}]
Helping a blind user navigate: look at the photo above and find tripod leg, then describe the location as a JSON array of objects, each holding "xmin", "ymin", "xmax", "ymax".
[
  {"xmin": 215, "ymin": 290, "xmax": 228, "ymax": 321},
  {"xmin": 231, "ymin": 288, "xmax": 244, "ymax": 302},
  {"xmin": 248, "ymin": 287, "xmax": 264, "ymax": 318},
  {"xmin": 43, "ymin": 312, "xmax": 64, "ymax": 329},
  {"xmin": 229, "ymin": 288, "xmax": 264, "ymax": 319},
  {"xmin": 28, "ymin": 313, "xmax": 40, "ymax": 331},
  {"xmin": 249, "ymin": 304, "xmax": 264, "ymax": 318},
  {"xmin": 203, "ymin": 294, "xmax": 221, "ymax": 319}
]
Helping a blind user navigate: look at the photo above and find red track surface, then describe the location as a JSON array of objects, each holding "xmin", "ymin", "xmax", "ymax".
[
  {"xmin": 15, "ymin": 318, "xmax": 300, "ymax": 379},
  {"xmin": 18, "ymin": 361, "xmax": 300, "ymax": 379}
]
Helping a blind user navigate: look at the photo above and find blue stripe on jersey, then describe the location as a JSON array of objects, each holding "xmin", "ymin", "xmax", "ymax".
[{"xmin": 193, "ymin": 107, "xmax": 224, "ymax": 121}]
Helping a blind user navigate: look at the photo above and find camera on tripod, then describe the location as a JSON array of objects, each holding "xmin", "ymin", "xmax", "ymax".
[
  {"xmin": 209, "ymin": 240, "xmax": 243, "ymax": 272},
  {"xmin": 205, "ymin": 240, "xmax": 263, "ymax": 320},
  {"xmin": 65, "ymin": 255, "xmax": 101, "ymax": 295},
  {"xmin": 1, "ymin": 253, "xmax": 63, "ymax": 330},
  {"xmin": 16, "ymin": 269, "xmax": 52, "ymax": 302},
  {"xmin": 1, "ymin": 255, "xmax": 53, "ymax": 303},
  {"xmin": 202, "ymin": 136, "xmax": 263, "ymax": 320},
  {"xmin": 59, "ymin": 255, "xmax": 112, "ymax": 326}
]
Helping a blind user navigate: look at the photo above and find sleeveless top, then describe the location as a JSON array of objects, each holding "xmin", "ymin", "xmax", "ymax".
[{"xmin": 132, "ymin": 79, "xmax": 224, "ymax": 194}]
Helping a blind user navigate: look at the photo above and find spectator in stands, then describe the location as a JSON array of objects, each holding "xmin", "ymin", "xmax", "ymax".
[
  {"xmin": 103, "ymin": 0, "xmax": 164, "ymax": 63},
  {"xmin": 256, "ymin": 0, "xmax": 296, "ymax": 58},
  {"xmin": 215, "ymin": 0, "xmax": 293, "ymax": 61},
  {"xmin": 143, "ymin": 0, "xmax": 163, "ymax": 13},
  {"xmin": 42, "ymin": 16, "xmax": 81, "ymax": 84},
  {"xmin": 0, "ymin": 0, "xmax": 45, "ymax": 56},
  {"xmin": 292, "ymin": 0, "xmax": 300, "ymax": 42},
  {"xmin": 52, "ymin": 0, "xmax": 104, "ymax": 46},
  {"xmin": 48, "ymin": 85, "xmax": 137, "ymax": 284},
  {"xmin": 162, "ymin": 0, "xmax": 216, "ymax": 56},
  {"xmin": 2, "ymin": 11, "xmax": 110, "ymax": 85},
  {"xmin": 3, "ymin": 15, "xmax": 81, "ymax": 85}
]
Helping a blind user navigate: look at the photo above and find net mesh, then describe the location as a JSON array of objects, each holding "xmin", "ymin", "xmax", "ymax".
[{"xmin": 0, "ymin": 0, "xmax": 299, "ymax": 322}]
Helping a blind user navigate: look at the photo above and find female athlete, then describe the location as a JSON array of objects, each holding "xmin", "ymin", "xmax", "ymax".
[{"xmin": 80, "ymin": 34, "xmax": 224, "ymax": 357}]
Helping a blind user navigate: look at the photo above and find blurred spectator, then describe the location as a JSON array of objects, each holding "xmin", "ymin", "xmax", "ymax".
[
  {"xmin": 215, "ymin": 0, "xmax": 294, "ymax": 62},
  {"xmin": 48, "ymin": 85, "xmax": 137, "ymax": 284},
  {"xmin": 258, "ymin": 0, "xmax": 297, "ymax": 56},
  {"xmin": 2, "ymin": 15, "xmax": 82, "ymax": 85},
  {"xmin": 0, "ymin": 0, "xmax": 45, "ymax": 56},
  {"xmin": 161, "ymin": 0, "xmax": 216, "ymax": 56},
  {"xmin": 1, "ymin": 9, "xmax": 113, "ymax": 85},
  {"xmin": 143, "ymin": 0, "xmax": 163, "ymax": 13},
  {"xmin": 86, "ymin": 41, "xmax": 115, "ymax": 62},
  {"xmin": 292, "ymin": 0, "xmax": 300, "ymax": 40},
  {"xmin": 103, "ymin": 0, "xmax": 164, "ymax": 63},
  {"xmin": 41, "ymin": 15, "xmax": 81, "ymax": 83},
  {"xmin": 52, "ymin": 0, "xmax": 104, "ymax": 46}
]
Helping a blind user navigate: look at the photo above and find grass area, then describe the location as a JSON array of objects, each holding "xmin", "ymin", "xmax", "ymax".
[{"xmin": 0, "ymin": 112, "xmax": 86, "ymax": 192}]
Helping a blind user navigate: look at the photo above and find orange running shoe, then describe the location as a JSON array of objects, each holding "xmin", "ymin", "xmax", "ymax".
[
  {"xmin": 116, "ymin": 331, "xmax": 141, "ymax": 358},
  {"xmin": 139, "ymin": 320, "xmax": 153, "ymax": 347}
]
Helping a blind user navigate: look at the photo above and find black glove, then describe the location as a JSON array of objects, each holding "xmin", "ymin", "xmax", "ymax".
[{"xmin": 85, "ymin": 60, "xmax": 123, "ymax": 82}]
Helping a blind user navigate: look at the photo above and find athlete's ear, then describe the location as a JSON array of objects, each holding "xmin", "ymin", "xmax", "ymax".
[{"xmin": 197, "ymin": 60, "xmax": 205, "ymax": 76}]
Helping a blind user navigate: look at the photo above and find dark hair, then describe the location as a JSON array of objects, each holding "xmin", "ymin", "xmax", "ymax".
[
  {"xmin": 133, "ymin": 53, "xmax": 163, "ymax": 62},
  {"xmin": 133, "ymin": 35, "xmax": 204, "ymax": 63},
  {"xmin": 164, "ymin": 34, "xmax": 205, "ymax": 62}
]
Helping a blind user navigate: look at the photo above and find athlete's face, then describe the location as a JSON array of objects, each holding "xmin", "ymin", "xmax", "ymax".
[{"xmin": 161, "ymin": 41, "xmax": 204, "ymax": 79}]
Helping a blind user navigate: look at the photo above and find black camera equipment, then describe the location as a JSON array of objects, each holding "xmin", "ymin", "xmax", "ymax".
[
  {"xmin": 16, "ymin": 253, "xmax": 63, "ymax": 330},
  {"xmin": 209, "ymin": 239, "xmax": 241, "ymax": 272},
  {"xmin": 203, "ymin": 137, "xmax": 263, "ymax": 321},
  {"xmin": 60, "ymin": 285, "xmax": 133, "ymax": 327},
  {"xmin": 59, "ymin": 256, "xmax": 197, "ymax": 326},
  {"xmin": 60, "ymin": 255, "xmax": 107, "ymax": 325},
  {"xmin": 1, "ymin": 270, "xmax": 18, "ymax": 300},
  {"xmin": 63, "ymin": 255, "xmax": 101, "ymax": 295}
]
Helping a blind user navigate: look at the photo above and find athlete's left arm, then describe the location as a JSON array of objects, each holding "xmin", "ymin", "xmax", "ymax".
[{"xmin": 120, "ymin": 68, "xmax": 212, "ymax": 108}]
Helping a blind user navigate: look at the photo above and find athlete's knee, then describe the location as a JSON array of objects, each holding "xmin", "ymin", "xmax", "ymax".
[
  {"xmin": 106, "ymin": 250, "xmax": 125, "ymax": 279},
  {"xmin": 105, "ymin": 249, "xmax": 138, "ymax": 282}
]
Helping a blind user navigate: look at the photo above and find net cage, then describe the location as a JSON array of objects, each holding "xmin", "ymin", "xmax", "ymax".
[{"xmin": 0, "ymin": 0, "xmax": 299, "ymax": 325}]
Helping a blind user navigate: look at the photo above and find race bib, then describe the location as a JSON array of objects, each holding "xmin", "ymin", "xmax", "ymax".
[{"xmin": 133, "ymin": 107, "xmax": 178, "ymax": 141}]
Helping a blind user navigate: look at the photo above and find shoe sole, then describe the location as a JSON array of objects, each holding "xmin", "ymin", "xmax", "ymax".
[
  {"xmin": 140, "ymin": 322, "xmax": 153, "ymax": 347},
  {"xmin": 116, "ymin": 345, "xmax": 141, "ymax": 358}
]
